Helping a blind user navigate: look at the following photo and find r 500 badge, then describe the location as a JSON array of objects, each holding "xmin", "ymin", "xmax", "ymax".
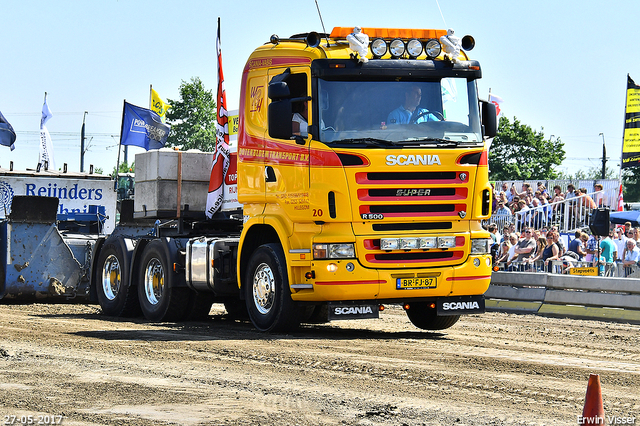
[{"xmin": 361, "ymin": 213, "xmax": 384, "ymax": 220}]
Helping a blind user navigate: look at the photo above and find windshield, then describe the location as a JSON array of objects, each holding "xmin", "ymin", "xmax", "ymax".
[{"xmin": 318, "ymin": 78, "xmax": 482, "ymax": 146}]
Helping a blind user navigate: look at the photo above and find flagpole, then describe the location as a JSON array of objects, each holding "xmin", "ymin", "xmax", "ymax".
[
  {"xmin": 115, "ymin": 100, "xmax": 126, "ymax": 193},
  {"xmin": 149, "ymin": 84, "xmax": 153, "ymax": 110},
  {"xmin": 40, "ymin": 92, "xmax": 47, "ymax": 171},
  {"xmin": 618, "ymin": 74, "xmax": 630, "ymax": 210},
  {"xmin": 620, "ymin": 75, "xmax": 629, "ymax": 180}
]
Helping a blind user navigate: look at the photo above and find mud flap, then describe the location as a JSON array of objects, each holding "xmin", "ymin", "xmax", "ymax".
[
  {"xmin": 437, "ymin": 295, "xmax": 485, "ymax": 316},
  {"xmin": 327, "ymin": 302, "xmax": 379, "ymax": 320}
]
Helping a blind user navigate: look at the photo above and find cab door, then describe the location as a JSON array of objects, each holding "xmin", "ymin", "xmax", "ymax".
[{"xmin": 264, "ymin": 67, "xmax": 311, "ymax": 226}]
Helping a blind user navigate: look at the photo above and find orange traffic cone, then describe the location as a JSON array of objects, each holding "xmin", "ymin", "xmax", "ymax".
[{"xmin": 581, "ymin": 374, "xmax": 604, "ymax": 424}]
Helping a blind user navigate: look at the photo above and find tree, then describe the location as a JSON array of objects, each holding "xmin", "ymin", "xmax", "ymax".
[
  {"xmin": 489, "ymin": 116, "xmax": 565, "ymax": 181},
  {"xmin": 112, "ymin": 161, "xmax": 135, "ymax": 176},
  {"xmin": 623, "ymin": 167, "xmax": 640, "ymax": 202},
  {"xmin": 557, "ymin": 165, "xmax": 617, "ymax": 180},
  {"xmin": 165, "ymin": 77, "xmax": 217, "ymax": 152}
]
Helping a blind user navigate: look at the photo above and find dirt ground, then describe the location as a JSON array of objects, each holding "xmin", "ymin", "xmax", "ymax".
[{"xmin": 0, "ymin": 302, "xmax": 639, "ymax": 426}]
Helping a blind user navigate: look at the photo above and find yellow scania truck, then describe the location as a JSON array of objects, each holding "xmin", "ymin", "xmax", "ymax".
[
  {"xmin": 231, "ymin": 27, "xmax": 496, "ymax": 331},
  {"xmin": 16, "ymin": 27, "xmax": 495, "ymax": 332}
]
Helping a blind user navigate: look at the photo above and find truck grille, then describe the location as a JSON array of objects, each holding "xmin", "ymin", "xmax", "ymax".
[{"xmin": 351, "ymin": 169, "xmax": 473, "ymax": 268}]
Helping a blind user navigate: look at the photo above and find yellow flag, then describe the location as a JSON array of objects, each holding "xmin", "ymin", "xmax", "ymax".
[{"xmin": 150, "ymin": 87, "xmax": 170, "ymax": 120}]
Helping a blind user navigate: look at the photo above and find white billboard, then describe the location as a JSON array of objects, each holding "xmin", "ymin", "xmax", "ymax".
[{"xmin": 0, "ymin": 173, "xmax": 117, "ymax": 234}]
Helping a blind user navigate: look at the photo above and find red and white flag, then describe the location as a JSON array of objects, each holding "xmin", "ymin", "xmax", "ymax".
[
  {"xmin": 205, "ymin": 17, "xmax": 230, "ymax": 219},
  {"xmin": 489, "ymin": 93, "xmax": 503, "ymax": 117},
  {"xmin": 617, "ymin": 183, "xmax": 624, "ymax": 212}
]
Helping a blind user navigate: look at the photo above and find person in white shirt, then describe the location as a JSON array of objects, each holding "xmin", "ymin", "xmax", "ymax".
[
  {"xmin": 622, "ymin": 239, "xmax": 640, "ymax": 276},
  {"xmin": 292, "ymin": 101, "xmax": 308, "ymax": 137},
  {"xmin": 613, "ymin": 227, "xmax": 627, "ymax": 261}
]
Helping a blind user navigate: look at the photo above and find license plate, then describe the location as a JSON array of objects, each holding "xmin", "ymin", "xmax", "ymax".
[{"xmin": 396, "ymin": 277, "xmax": 437, "ymax": 290}]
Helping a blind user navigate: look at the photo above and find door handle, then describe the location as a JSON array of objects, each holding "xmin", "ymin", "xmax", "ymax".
[{"xmin": 265, "ymin": 166, "xmax": 276, "ymax": 183}]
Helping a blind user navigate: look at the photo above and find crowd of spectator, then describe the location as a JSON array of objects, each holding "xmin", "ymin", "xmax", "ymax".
[
  {"xmin": 487, "ymin": 220, "xmax": 640, "ymax": 277},
  {"xmin": 490, "ymin": 182, "xmax": 606, "ymax": 231}
]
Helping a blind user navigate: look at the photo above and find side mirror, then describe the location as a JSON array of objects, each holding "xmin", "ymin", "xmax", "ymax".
[
  {"xmin": 268, "ymin": 68, "xmax": 292, "ymax": 100},
  {"xmin": 482, "ymin": 101, "xmax": 497, "ymax": 138},
  {"xmin": 268, "ymin": 99, "xmax": 293, "ymax": 140},
  {"xmin": 268, "ymin": 81, "xmax": 290, "ymax": 100}
]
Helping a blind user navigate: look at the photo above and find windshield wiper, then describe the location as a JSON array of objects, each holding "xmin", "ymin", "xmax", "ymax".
[
  {"xmin": 331, "ymin": 138, "xmax": 397, "ymax": 147},
  {"xmin": 401, "ymin": 137, "xmax": 458, "ymax": 146}
]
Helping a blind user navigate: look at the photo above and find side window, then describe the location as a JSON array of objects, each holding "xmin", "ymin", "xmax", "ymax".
[
  {"xmin": 288, "ymin": 74, "xmax": 308, "ymax": 137},
  {"xmin": 441, "ymin": 78, "xmax": 469, "ymax": 124}
]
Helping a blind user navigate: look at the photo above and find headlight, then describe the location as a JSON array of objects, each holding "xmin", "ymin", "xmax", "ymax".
[
  {"xmin": 471, "ymin": 238, "xmax": 493, "ymax": 255},
  {"xmin": 418, "ymin": 237, "xmax": 437, "ymax": 249},
  {"xmin": 406, "ymin": 39, "xmax": 423, "ymax": 58},
  {"xmin": 389, "ymin": 39, "xmax": 405, "ymax": 57},
  {"xmin": 380, "ymin": 238, "xmax": 398, "ymax": 250},
  {"xmin": 370, "ymin": 38, "xmax": 387, "ymax": 57},
  {"xmin": 399, "ymin": 238, "xmax": 419, "ymax": 249},
  {"xmin": 381, "ymin": 236, "xmax": 456, "ymax": 250},
  {"xmin": 424, "ymin": 39, "xmax": 441, "ymax": 59},
  {"xmin": 437, "ymin": 236, "xmax": 456, "ymax": 249},
  {"xmin": 313, "ymin": 243, "xmax": 355, "ymax": 259}
]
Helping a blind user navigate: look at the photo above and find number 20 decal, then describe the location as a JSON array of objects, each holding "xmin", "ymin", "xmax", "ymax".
[{"xmin": 313, "ymin": 209, "xmax": 323, "ymax": 217}]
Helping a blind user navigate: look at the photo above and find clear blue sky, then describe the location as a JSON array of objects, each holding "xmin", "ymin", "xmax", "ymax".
[{"xmin": 1, "ymin": 0, "xmax": 638, "ymax": 176}]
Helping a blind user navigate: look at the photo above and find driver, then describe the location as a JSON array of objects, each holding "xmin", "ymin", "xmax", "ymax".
[{"xmin": 387, "ymin": 85, "xmax": 440, "ymax": 124}]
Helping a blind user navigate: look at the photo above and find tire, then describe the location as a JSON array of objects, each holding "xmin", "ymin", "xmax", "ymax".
[
  {"xmin": 96, "ymin": 240, "xmax": 140, "ymax": 317},
  {"xmin": 406, "ymin": 303, "xmax": 460, "ymax": 331},
  {"xmin": 137, "ymin": 240, "xmax": 190, "ymax": 322},
  {"xmin": 244, "ymin": 243, "xmax": 301, "ymax": 332}
]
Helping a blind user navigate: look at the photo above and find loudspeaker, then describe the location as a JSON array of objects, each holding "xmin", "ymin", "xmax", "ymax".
[
  {"xmin": 9, "ymin": 196, "xmax": 59, "ymax": 223},
  {"xmin": 589, "ymin": 208, "xmax": 610, "ymax": 236}
]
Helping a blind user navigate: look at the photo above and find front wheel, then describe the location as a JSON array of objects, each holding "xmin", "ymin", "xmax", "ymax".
[
  {"xmin": 137, "ymin": 240, "xmax": 190, "ymax": 322},
  {"xmin": 244, "ymin": 244, "xmax": 301, "ymax": 332},
  {"xmin": 406, "ymin": 303, "xmax": 460, "ymax": 330}
]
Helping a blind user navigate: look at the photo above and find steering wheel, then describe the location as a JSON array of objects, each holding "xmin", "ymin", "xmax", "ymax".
[{"xmin": 411, "ymin": 110, "xmax": 445, "ymax": 123}]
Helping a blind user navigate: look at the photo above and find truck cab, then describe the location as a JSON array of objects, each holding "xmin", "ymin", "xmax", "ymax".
[{"xmin": 237, "ymin": 27, "xmax": 496, "ymax": 331}]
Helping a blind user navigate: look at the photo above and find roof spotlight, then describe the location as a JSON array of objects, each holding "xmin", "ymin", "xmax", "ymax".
[
  {"xmin": 424, "ymin": 38, "xmax": 442, "ymax": 59},
  {"xmin": 406, "ymin": 39, "xmax": 423, "ymax": 58},
  {"xmin": 389, "ymin": 38, "xmax": 405, "ymax": 58},
  {"xmin": 370, "ymin": 38, "xmax": 387, "ymax": 58}
]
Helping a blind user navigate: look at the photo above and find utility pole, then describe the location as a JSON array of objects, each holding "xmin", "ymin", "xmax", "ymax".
[
  {"xmin": 599, "ymin": 133, "xmax": 607, "ymax": 179},
  {"xmin": 81, "ymin": 111, "xmax": 88, "ymax": 172}
]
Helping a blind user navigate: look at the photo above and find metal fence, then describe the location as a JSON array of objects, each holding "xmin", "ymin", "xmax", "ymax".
[
  {"xmin": 490, "ymin": 186, "xmax": 619, "ymax": 234},
  {"xmin": 494, "ymin": 260, "xmax": 638, "ymax": 278}
]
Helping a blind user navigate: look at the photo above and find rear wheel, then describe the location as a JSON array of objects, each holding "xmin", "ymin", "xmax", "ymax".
[
  {"xmin": 244, "ymin": 244, "xmax": 301, "ymax": 332},
  {"xmin": 138, "ymin": 240, "xmax": 190, "ymax": 321},
  {"xmin": 406, "ymin": 303, "xmax": 460, "ymax": 330},
  {"xmin": 96, "ymin": 240, "xmax": 140, "ymax": 317}
]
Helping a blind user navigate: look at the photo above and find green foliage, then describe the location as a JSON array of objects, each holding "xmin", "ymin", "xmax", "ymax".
[
  {"xmin": 489, "ymin": 116, "xmax": 566, "ymax": 181},
  {"xmin": 556, "ymin": 165, "xmax": 617, "ymax": 180},
  {"xmin": 112, "ymin": 161, "xmax": 135, "ymax": 175},
  {"xmin": 165, "ymin": 77, "xmax": 217, "ymax": 152},
  {"xmin": 623, "ymin": 167, "xmax": 640, "ymax": 202}
]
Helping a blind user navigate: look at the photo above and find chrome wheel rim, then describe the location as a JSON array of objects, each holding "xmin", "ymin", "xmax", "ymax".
[
  {"xmin": 252, "ymin": 263, "xmax": 275, "ymax": 315},
  {"xmin": 144, "ymin": 258, "xmax": 164, "ymax": 305},
  {"xmin": 101, "ymin": 254, "xmax": 121, "ymax": 301}
]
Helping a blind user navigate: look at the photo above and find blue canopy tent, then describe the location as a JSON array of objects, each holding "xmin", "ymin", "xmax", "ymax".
[{"xmin": 609, "ymin": 210, "xmax": 640, "ymax": 226}]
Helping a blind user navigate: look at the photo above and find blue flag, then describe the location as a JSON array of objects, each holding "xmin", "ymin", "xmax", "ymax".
[
  {"xmin": 121, "ymin": 101, "xmax": 170, "ymax": 150},
  {"xmin": 0, "ymin": 110, "xmax": 16, "ymax": 151}
]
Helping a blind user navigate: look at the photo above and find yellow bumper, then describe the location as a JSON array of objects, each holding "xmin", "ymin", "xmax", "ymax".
[{"xmin": 290, "ymin": 255, "xmax": 492, "ymax": 302}]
